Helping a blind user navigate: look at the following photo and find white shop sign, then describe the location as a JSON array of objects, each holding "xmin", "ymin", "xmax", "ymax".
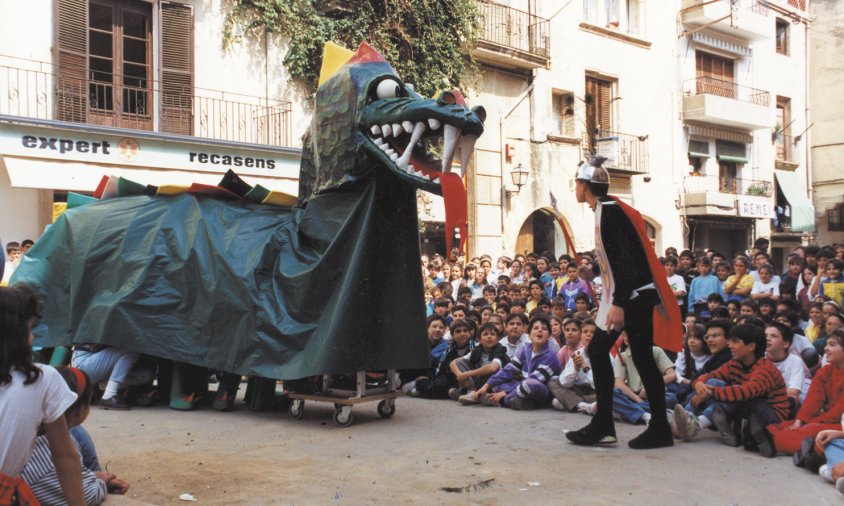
[{"xmin": 737, "ymin": 197, "xmax": 774, "ymax": 218}]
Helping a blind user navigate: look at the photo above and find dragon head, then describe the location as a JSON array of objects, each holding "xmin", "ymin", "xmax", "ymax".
[{"xmin": 298, "ymin": 42, "xmax": 486, "ymax": 203}]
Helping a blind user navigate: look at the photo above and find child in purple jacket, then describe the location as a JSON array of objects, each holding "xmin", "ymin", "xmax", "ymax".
[
  {"xmin": 472, "ymin": 315, "xmax": 562, "ymax": 409},
  {"xmin": 559, "ymin": 264, "xmax": 593, "ymax": 311}
]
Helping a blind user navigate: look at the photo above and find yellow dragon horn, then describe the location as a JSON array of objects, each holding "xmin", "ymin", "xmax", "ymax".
[{"xmin": 318, "ymin": 42, "xmax": 355, "ymax": 87}]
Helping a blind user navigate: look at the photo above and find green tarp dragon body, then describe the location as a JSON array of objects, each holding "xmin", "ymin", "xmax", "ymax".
[{"xmin": 14, "ymin": 43, "xmax": 485, "ymax": 382}]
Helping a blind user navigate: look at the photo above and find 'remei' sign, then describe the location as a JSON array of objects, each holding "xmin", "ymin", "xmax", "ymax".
[{"xmin": 737, "ymin": 196, "xmax": 774, "ymax": 218}]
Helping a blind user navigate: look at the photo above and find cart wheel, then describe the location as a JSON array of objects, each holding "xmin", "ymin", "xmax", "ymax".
[
  {"xmin": 289, "ymin": 399, "xmax": 304, "ymax": 419},
  {"xmin": 333, "ymin": 406, "xmax": 354, "ymax": 427},
  {"xmin": 377, "ymin": 399, "xmax": 395, "ymax": 418}
]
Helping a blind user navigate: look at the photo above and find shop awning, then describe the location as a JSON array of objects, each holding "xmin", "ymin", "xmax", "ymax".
[
  {"xmin": 688, "ymin": 140, "xmax": 710, "ymax": 158},
  {"xmin": 1, "ymin": 156, "xmax": 299, "ymax": 196},
  {"xmin": 774, "ymin": 170, "xmax": 815, "ymax": 233},
  {"xmin": 716, "ymin": 141, "xmax": 748, "ymax": 164}
]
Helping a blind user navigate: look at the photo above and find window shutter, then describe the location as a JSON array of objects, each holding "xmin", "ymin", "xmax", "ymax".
[
  {"xmin": 56, "ymin": 0, "xmax": 88, "ymax": 122},
  {"xmin": 597, "ymin": 79, "xmax": 611, "ymax": 132},
  {"xmin": 159, "ymin": 2, "xmax": 193, "ymax": 135}
]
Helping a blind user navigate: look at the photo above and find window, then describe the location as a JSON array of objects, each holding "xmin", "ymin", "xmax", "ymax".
[
  {"xmin": 688, "ymin": 140, "xmax": 709, "ymax": 175},
  {"xmin": 87, "ymin": 0, "xmax": 152, "ymax": 128},
  {"xmin": 776, "ymin": 19, "xmax": 789, "ymax": 55},
  {"xmin": 695, "ymin": 51, "xmax": 735, "ymax": 99},
  {"xmin": 56, "ymin": 0, "xmax": 193, "ymax": 134},
  {"xmin": 585, "ymin": 76, "xmax": 613, "ymax": 136},
  {"xmin": 551, "ymin": 91, "xmax": 576, "ymax": 137},
  {"xmin": 583, "ymin": 0, "xmax": 643, "ymax": 36}
]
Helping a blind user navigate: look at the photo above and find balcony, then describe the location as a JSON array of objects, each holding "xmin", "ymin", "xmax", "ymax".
[
  {"xmin": 682, "ymin": 77, "xmax": 770, "ymax": 130},
  {"xmin": 592, "ymin": 130, "xmax": 649, "ymax": 176},
  {"xmin": 0, "ymin": 58, "xmax": 293, "ymax": 148},
  {"xmin": 774, "ymin": 133, "xmax": 800, "ymax": 170},
  {"xmin": 475, "ymin": 1, "xmax": 550, "ymax": 70},
  {"xmin": 680, "ymin": 0, "xmax": 770, "ymax": 41},
  {"xmin": 683, "ymin": 174, "xmax": 773, "ymax": 217}
]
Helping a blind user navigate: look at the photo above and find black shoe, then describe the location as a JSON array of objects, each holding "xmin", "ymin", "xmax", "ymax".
[
  {"xmin": 748, "ymin": 414, "xmax": 776, "ymax": 458},
  {"xmin": 793, "ymin": 436, "xmax": 815, "ymax": 468},
  {"xmin": 711, "ymin": 405, "xmax": 740, "ymax": 447},
  {"xmin": 566, "ymin": 421, "xmax": 617, "ymax": 446},
  {"xmin": 628, "ymin": 421, "xmax": 674, "ymax": 450},
  {"xmin": 99, "ymin": 395, "xmax": 130, "ymax": 411}
]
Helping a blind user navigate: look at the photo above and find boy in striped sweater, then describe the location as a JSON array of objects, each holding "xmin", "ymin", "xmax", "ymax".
[{"xmin": 673, "ymin": 323, "xmax": 789, "ymax": 457}]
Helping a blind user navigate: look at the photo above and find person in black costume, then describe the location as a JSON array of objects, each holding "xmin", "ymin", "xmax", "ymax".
[{"xmin": 566, "ymin": 156, "xmax": 676, "ymax": 449}]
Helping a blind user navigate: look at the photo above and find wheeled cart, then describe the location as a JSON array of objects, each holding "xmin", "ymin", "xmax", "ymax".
[{"xmin": 285, "ymin": 370, "xmax": 402, "ymax": 427}]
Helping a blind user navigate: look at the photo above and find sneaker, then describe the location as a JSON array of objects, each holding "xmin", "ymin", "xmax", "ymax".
[
  {"xmin": 448, "ymin": 388, "xmax": 461, "ymax": 401},
  {"xmin": 672, "ymin": 404, "xmax": 699, "ymax": 442},
  {"xmin": 99, "ymin": 395, "xmax": 130, "ymax": 411},
  {"xmin": 748, "ymin": 414, "xmax": 776, "ymax": 458},
  {"xmin": 565, "ymin": 422, "xmax": 618, "ymax": 446},
  {"xmin": 712, "ymin": 405, "xmax": 740, "ymax": 447},
  {"xmin": 458, "ymin": 393, "xmax": 479, "ymax": 405},
  {"xmin": 628, "ymin": 421, "xmax": 674, "ymax": 450},
  {"xmin": 667, "ymin": 409, "xmax": 681, "ymax": 439},
  {"xmin": 401, "ymin": 380, "xmax": 416, "ymax": 393},
  {"xmin": 551, "ymin": 398, "xmax": 565, "ymax": 411},
  {"xmin": 820, "ymin": 464, "xmax": 834, "ymax": 483},
  {"xmin": 836, "ymin": 477, "xmax": 844, "ymax": 495},
  {"xmin": 408, "ymin": 388, "xmax": 422, "ymax": 398},
  {"xmin": 480, "ymin": 393, "xmax": 501, "ymax": 407},
  {"xmin": 793, "ymin": 436, "xmax": 815, "ymax": 468},
  {"xmin": 578, "ymin": 402, "xmax": 597, "ymax": 416}
]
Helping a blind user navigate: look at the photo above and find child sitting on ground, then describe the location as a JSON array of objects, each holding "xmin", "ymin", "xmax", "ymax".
[
  {"xmin": 774, "ymin": 329, "xmax": 844, "ymax": 464},
  {"xmin": 471, "ymin": 316, "xmax": 561, "ymax": 410},
  {"xmin": 549, "ymin": 319, "xmax": 597, "ymax": 414},
  {"xmin": 557, "ymin": 318, "xmax": 583, "ymax": 368},
  {"xmin": 453, "ymin": 322, "xmax": 510, "ymax": 404},
  {"xmin": 412, "ymin": 318, "xmax": 474, "ymax": 399},
  {"xmin": 764, "ymin": 322, "xmax": 811, "ymax": 407},
  {"xmin": 0, "ymin": 285, "xmax": 83, "ymax": 505},
  {"xmin": 611, "ymin": 331, "xmax": 678, "ymax": 425},
  {"xmin": 673, "ymin": 324, "xmax": 789, "ymax": 457},
  {"xmin": 670, "ymin": 323, "xmax": 710, "ymax": 404},
  {"xmin": 21, "ymin": 366, "xmax": 129, "ymax": 505}
]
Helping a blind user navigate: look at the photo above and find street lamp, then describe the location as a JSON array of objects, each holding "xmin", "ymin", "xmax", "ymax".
[{"xmin": 509, "ymin": 163, "xmax": 529, "ymax": 193}]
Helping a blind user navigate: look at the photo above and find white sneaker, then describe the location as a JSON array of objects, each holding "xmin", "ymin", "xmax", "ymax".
[
  {"xmin": 673, "ymin": 404, "xmax": 700, "ymax": 442},
  {"xmin": 551, "ymin": 398, "xmax": 565, "ymax": 411},
  {"xmin": 820, "ymin": 465, "xmax": 834, "ymax": 483},
  {"xmin": 667, "ymin": 409, "xmax": 680, "ymax": 439},
  {"xmin": 836, "ymin": 477, "xmax": 844, "ymax": 495},
  {"xmin": 578, "ymin": 402, "xmax": 597, "ymax": 415},
  {"xmin": 409, "ymin": 388, "xmax": 422, "ymax": 398},
  {"xmin": 458, "ymin": 393, "xmax": 479, "ymax": 405},
  {"xmin": 401, "ymin": 380, "xmax": 416, "ymax": 393}
]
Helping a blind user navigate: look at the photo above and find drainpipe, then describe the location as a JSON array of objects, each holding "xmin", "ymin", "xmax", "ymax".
[{"xmin": 804, "ymin": 20, "xmax": 812, "ymax": 234}]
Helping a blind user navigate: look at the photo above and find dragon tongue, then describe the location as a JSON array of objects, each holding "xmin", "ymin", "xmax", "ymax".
[
  {"xmin": 458, "ymin": 134, "xmax": 478, "ymax": 177},
  {"xmin": 441, "ymin": 124, "xmax": 460, "ymax": 173}
]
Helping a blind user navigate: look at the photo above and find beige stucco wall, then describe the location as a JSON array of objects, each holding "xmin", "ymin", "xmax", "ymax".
[{"xmin": 810, "ymin": 0, "xmax": 844, "ymax": 244}]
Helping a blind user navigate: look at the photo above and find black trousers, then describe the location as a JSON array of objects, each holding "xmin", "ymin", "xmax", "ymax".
[{"xmin": 589, "ymin": 290, "xmax": 668, "ymax": 428}]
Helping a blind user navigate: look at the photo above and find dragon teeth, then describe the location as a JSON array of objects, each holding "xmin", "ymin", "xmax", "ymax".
[
  {"xmin": 458, "ymin": 134, "xmax": 478, "ymax": 177},
  {"xmin": 381, "ymin": 124, "xmax": 392, "ymax": 137},
  {"xmin": 396, "ymin": 122, "xmax": 426, "ymax": 169},
  {"xmin": 428, "ymin": 118, "xmax": 441, "ymax": 130},
  {"xmin": 370, "ymin": 125, "xmax": 381, "ymax": 136},
  {"xmin": 402, "ymin": 121, "xmax": 414, "ymax": 132},
  {"xmin": 374, "ymin": 138, "xmax": 386, "ymax": 147},
  {"xmin": 392, "ymin": 123, "xmax": 402, "ymax": 135},
  {"xmin": 441, "ymin": 124, "xmax": 461, "ymax": 173},
  {"xmin": 390, "ymin": 153, "xmax": 399, "ymax": 161}
]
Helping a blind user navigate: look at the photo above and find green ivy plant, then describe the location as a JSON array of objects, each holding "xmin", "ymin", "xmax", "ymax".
[{"xmin": 223, "ymin": 0, "xmax": 481, "ymax": 98}]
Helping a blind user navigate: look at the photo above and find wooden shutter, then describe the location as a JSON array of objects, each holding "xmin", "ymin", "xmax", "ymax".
[
  {"xmin": 56, "ymin": 0, "xmax": 88, "ymax": 122},
  {"xmin": 159, "ymin": 2, "xmax": 193, "ymax": 135},
  {"xmin": 586, "ymin": 76, "xmax": 612, "ymax": 134}
]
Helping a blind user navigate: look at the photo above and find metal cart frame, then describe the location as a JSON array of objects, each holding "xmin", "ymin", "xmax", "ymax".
[{"xmin": 286, "ymin": 370, "xmax": 402, "ymax": 426}]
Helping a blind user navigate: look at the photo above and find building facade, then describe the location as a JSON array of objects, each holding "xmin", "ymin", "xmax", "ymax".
[
  {"xmin": 809, "ymin": 0, "xmax": 844, "ymax": 246},
  {"xmin": 0, "ymin": 0, "xmax": 816, "ymax": 266},
  {"xmin": 0, "ymin": 0, "xmax": 304, "ymax": 244}
]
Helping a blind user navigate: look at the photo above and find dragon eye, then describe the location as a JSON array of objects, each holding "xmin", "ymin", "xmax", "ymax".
[{"xmin": 375, "ymin": 79, "xmax": 401, "ymax": 99}]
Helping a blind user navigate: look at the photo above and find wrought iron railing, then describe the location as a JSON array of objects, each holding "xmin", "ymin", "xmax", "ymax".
[
  {"xmin": 477, "ymin": 1, "xmax": 550, "ymax": 59},
  {"xmin": 774, "ymin": 133, "xmax": 800, "ymax": 164},
  {"xmin": 684, "ymin": 174, "xmax": 773, "ymax": 197},
  {"xmin": 0, "ymin": 57, "xmax": 293, "ymax": 147},
  {"xmin": 684, "ymin": 77, "xmax": 771, "ymax": 107},
  {"xmin": 592, "ymin": 130, "xmax": 649, "ymax": 175}
]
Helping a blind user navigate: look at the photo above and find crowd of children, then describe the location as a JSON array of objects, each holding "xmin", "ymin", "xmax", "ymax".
[
  {"xmin": 3, "ymin": 237, "xmax": 844, "ymax": 503},
  {"xmin": 415, "ymin": 241, "xmax": 844, "ymax": 494}
]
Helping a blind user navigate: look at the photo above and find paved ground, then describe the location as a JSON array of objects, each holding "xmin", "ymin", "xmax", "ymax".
[{"xmin": 90, "ymin": 391, "xmax": 841, "ymax": 505}]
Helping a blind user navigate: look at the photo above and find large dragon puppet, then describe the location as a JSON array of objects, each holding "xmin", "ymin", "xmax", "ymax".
[{"xmin": 13, "ymin": 42, "xmax": 485, "ymax": 382}]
